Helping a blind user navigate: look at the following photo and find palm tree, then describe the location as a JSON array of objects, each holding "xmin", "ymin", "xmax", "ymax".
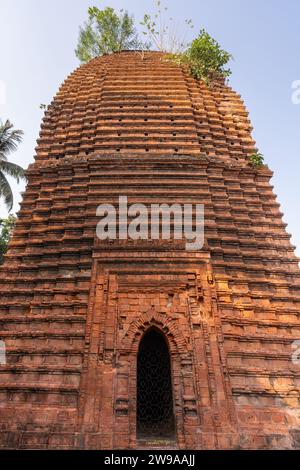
[{"xmin": 0, "ymin": 120, "xmax": 25, "ymax": 212}]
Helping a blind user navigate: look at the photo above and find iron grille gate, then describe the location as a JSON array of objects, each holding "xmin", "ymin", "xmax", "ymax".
[{"xmin": 137, "ymin": 328, "xmax": 175, "ymax": 439}]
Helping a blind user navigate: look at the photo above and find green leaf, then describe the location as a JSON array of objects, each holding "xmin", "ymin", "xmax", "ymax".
[
  {"xmin": 75, "ymin": 6, "xmax": 147, "ymax": 62},
  {"xmin": 0, "ymin": 214, "xmax": 16, "ymax": 264},
  {"xmin": 0, "ymin": 120, "xmax": 24, "ymax": 212}
]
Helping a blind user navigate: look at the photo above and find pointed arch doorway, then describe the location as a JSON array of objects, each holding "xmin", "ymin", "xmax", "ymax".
[{"xmin": 136, "ymin": 328, "xmax": 176, "ymax": 440}]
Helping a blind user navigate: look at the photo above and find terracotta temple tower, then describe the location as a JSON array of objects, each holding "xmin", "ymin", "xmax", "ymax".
[{"xmin": 0, "ymin": 52, "xmax": 300, "ymax": 449}]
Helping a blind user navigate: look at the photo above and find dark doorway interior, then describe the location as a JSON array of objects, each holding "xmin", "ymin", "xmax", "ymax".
[{"xmin": 137, "ymin": 328, "xmax": 175, "ymax": 440}]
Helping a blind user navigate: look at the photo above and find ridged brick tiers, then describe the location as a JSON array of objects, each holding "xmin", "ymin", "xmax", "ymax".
[{"xmin": 0, "ymin": 52, "xmax": 299, "ymax": 449}]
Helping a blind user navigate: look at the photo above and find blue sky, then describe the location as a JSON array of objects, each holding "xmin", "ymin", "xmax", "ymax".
[{"xmin": 1, "ymin": 0, "xmax": 299, "ymax": 255}]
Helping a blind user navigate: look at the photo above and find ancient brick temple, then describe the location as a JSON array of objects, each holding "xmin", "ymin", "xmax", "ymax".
[{"xmin": 0, "ymin": 51, "xmax": 300, "ymax": 450}]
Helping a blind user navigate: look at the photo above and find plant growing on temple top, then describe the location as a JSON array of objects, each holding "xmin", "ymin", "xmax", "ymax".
[
  {"xmin": 248, "ymin": 152, "xmax": 264, "ymax": 167},
  {"xmin": 0, "ymin": 120, "xmax": 25, "ymax": 212},
  {"xmin": 76, "ymin": 6, "xmax": 147, "ymax": 62},
  {"xmin": 168, "ymin": 29, "xmax": 233, "ymax": 84},
  {"xmin": 0, "ymin": 214, "xmax": 16, "ymax": 264},
  {"xmin": 76, "ymin": 3, "xmax": 232, "ymax": 85},
  {"xmin": 140, "ymin": 0, "xmax": 194, "ymax": 53}
]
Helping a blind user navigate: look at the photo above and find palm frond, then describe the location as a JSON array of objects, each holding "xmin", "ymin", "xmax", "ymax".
[
  {"xmin": 0, "ymin": 120, "xmax": 24, "ymax": 211},
  {"xmin": 0, "ymin": 160, "xmax": 26, "ymax": 184},
  {"xmin": 0, "ymin": 171, "xmax": 14, "ymax": 212},
  {"xmin": 0, "ymin": 120, "xmax": 24, "ymax": 157}
]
